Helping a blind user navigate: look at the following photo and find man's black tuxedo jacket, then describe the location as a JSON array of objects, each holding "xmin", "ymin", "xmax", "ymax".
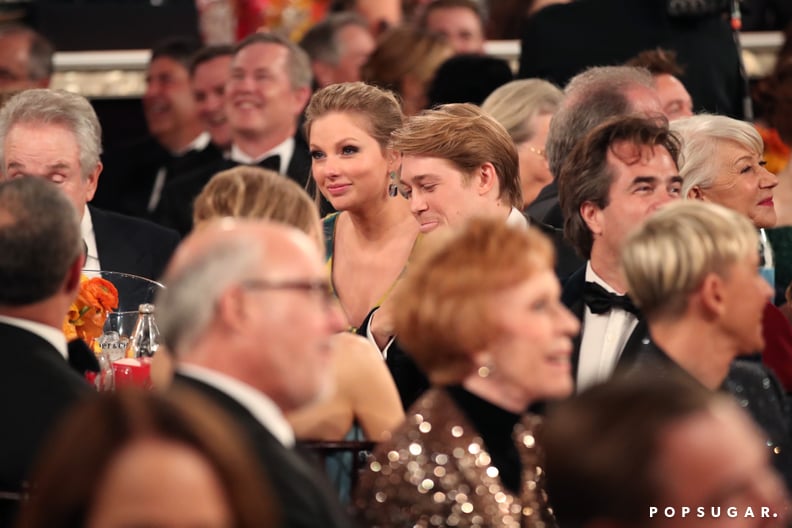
[
  {"xmin": 173, "ymin": 374, "xmax": 354, "ymax": 528},
  {"xmin": 93, "ymin": 136, "xmax": 224, "ymax": 219},
  {"xmin": 89, "ymin": 205, "xmax": 180, "ymax": 282},
  {"xmin": 154, "ymin": 136, "xmax": 329, "ymax": 236},
  {"xmin": 0, "ymin": 323, "xmax": 92, "ymax": 527},
  {"xmin": 561, "ymin": 265, "xmax": 648, "ymax": 383}
]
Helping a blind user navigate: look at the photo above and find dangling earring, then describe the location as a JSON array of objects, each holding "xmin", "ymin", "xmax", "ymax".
[{"xmin": 388, "ymin": 170, "xmax": 399, "ymax": 197}]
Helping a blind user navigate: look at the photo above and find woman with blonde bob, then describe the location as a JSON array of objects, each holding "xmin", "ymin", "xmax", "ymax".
[
  {"xmin": 354, "ymin": 217, "xmax": 578, "ymax": 527},
  {"xmin": 620, "ymin": 200, "xmax": 791, "ymax": 488},
  {"xmin": 482, "ymin": 79, "xmax": 564, "ymax": 207}
]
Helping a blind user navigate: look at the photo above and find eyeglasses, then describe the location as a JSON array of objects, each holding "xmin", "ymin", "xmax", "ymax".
[
  {"xmin": 526, "ymin": 145, "xmax": 546, "ymax": 159},
  {"xmin": 240, "ymin": 278, "xmax": 337, "ymax": 308}
]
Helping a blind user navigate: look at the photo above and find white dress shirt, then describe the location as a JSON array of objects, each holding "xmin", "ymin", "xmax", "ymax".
[
  {"xmin": 0, "ymin": 314, "xmax": 68, "ymax": 360},
  {"xmin": 229, "ymin": 137, "xmax": 295, "ymax": 175},
  {"xmin": 81, "ymin": 205, "xmax": 101, "ymax": 273},
  {"xmin": 576, "ymin": 261, "xmax": 639, "ymax": 392},
  {"xmin": 177, "ymin": 363, "xmax": 296, "ymax": 447}
]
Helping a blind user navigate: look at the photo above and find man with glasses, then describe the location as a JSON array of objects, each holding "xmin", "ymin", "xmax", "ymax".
[{"xmin": 157, "ymin": 219, "xmax": 352, "ymax": 528}]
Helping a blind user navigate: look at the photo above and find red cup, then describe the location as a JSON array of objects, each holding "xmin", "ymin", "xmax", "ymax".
[{"xmin": 112, "ymin": 358, "xmax": 152, "ymax": 389}]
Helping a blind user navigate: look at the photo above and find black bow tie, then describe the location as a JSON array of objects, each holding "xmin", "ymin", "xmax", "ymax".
[
  {"xmin": 583, "ymin": 281, "xmax": 640, "ymax": 316},
  {"xmin": 256, "ymin": 155, "xmax": 281, "ymax": 172}
]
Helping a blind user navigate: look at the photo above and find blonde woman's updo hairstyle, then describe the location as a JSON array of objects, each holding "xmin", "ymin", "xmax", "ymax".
[
  {"xmin": 303, "ymin": 81, "xmax": 405, "ymax": 150},
  {"xmin": 392, "ymin": 217, "xmax": 553, "ymax": 385}
]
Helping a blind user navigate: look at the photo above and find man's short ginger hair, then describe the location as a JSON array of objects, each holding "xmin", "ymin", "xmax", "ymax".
[{"xmin": 391, "ymin": 102, "xmax": 522, "ymax": 208}]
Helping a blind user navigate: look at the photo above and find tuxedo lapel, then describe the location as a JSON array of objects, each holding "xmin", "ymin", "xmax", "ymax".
[
  {"xmin": 90, "ymin": 206, "xmax": 140, "ymax": 274},
  {"xmin": 561, "ymin": 266, "xmax": 586, "ymax": 380}
]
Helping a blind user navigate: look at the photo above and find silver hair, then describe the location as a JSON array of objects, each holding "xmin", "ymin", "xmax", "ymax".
[
  {"xmin": 546, "ymin": 66, "xmax": 655, "ymax": 178},
  {"xmin": 235, "ymin": 32, "xmax": 313, "ymax": 90},
  {"xmin": 299, "ymin": 12, "xmax": 368, "ymax": 66},
  {"xmin": 0, "ymin": 89, "xmax": 102, "ymax": 180},
  {"xmin": 156, "ymin": 237, "xmax": 262, "ymax": 357},
  {"xmin": 670, "ymin": 114, "xmax": 764, "ymax": 197}
]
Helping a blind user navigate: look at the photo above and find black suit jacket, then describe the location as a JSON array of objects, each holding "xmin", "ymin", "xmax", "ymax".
[
  {"xmin": 518, "ymin": 0, "xmax": 745, "ymax": 118},
  {"xmin": 172, "ymin": 373, "xmax": 355, "ymax": 528},
  {"xmin": 94, "ymin": 136, "xmax": 224, "ymax": 220},
  {"xmin": 0, "ymin": 323, "xmax": 92, "ymax": 527},
  {"xmin": 561, "ymin": 265, "xmax": 649, "ymax": 384},
  {"xmin": 89, "ymin": 205, "xmax": 180, "ymax": 282},
  {"xmin": 154, "ymin": 135, "xmax": 330, "ymax": 236}
]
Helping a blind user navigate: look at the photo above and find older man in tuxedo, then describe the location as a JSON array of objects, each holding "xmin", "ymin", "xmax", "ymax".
[
  {"xmin": 157, "ymin": 219, "xmax": 353, "ymax": 528},
  {"xmin": 0, "ymin": 89, "xmax": 180, "ymax": 281},
  {"xmin": 155, "ymin": 32, "xmax": 321, "ymax": 235},
  {"xmin": 0, "ymin": 177, "xmax": 94, "ymax": 527}
]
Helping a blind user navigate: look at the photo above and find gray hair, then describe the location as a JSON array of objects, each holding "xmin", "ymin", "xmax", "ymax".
[
  {"xmin": 0, "ymin": 177, "xmax": 81, "ymax": 305},
  {"xmin": 481, "ymin": 79, "xmax": 563, "ymax": 144},
  {"xmin": 670, "ymin": 114, "xmax": 764, "ymax": 197},
  {"xmin": 0, "ymin": 89, "xmax": 103, "ymax": 180},
  {"xmin": 299, "ymin": 12, "xmax": 368, "ymax": 66},
  {"xmin": 0, "ymin": 24, "xmax": 54, "ymax": 81},
  {"xmin": 623, "ymin": 200, "xmax": 758, "ymax": 320},
  {"xmin": 156, "ymin": 237, "xmax": 262, "ymax": 357},
  {"xmin": 546, "ymin": 66, "xmax": 655, "ymax": 178},
  {"xmin": 235, "ymin": 32, "xmax": 313, "ymax": 90}
]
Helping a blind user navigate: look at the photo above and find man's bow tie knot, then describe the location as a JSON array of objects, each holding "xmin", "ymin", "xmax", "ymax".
[
  {"xmin": 256, "ymin": 155, "xmax": 281, "ymax": 172},
  {"xmin": 583, "ymin": 281, "xmax": 640, "ymax": 316}
]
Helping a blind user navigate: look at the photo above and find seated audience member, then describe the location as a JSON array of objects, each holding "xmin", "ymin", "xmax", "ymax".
[
  {"xmin": 427, "ymin": 53, "xmax": 513, "ymax": 107},
  {"xmin": 626, "ymin": 47, "xmax": 694, "ymax": 120},
  {"xmin": 304, "ymin": 82, "xmax": 417, "ymax": 331},
  {"xmin": 15, "ymin": 390, "xmax": 276, "ymax": 528},
  {"xmin": 157, "ymin": 219, "xmax": 354, "ymax": 528},
  {"xmin": 527, "ymin": 66, "xmax": 662, "ymax": 278},
  {"xmin": 354, "ymin": 218, "xmax": 579, "ymax": 527},
  {"xmin": 190, "ymin": 45, "xmax": 234, "ymax": 152},
  {"xmin": 621, "ymin": 200, "xmax": 792, "ymax": 488},
  {"xmin": 543, "ymin": 376, "xmax": 790, "ymax": 528},
  {"xmin": 0, "ymin": 89, "xmax": 179, "ymax": 281},
  {"xmin": 417, "ymin": 0, "xmax": 486, "ymax": 55},
  {"xmin": 191, "ymin": 166, "xmax": 404, "ymax": 441},
  {"xmin": 0, "ymin": 178, "xmax": 94, "ymax": 528},
  {"xmin": 190, "ymin": 166, "xmax": 404, "ymax": 501},
  {"xmin": 299, "ymin": 13, "xmax": 375, "ymax": 89},
  {"xmin": 365, "ymin": 102, "xmax": 526, "ymax": 408},
  {"xmin": 0, "ymin": 24, "xmax": 53, "ymax": 93},
  {"xmin": 672, "ymin": 114, "xmax": 792, "ymax": 391},
  {"xmin": 155, "ymin": 32, "xmax": 319, "ymax": 236},
  {"xmin": 95, "ymin": 37, "xmax": 222, "ymax": 219},
  {"xmin": 482, "ymin": 78, "xmax": 564, "ymax": 207},
  {"xmin": 557, "ymin": 115, "xmax": 682, "ymax": 392},
  {"xmin": 362, "ymin": 25, "xmax": 452, "ymax": 115}
]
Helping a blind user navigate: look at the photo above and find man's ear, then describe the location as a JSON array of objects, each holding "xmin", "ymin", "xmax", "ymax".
[
  {"xmin": 476, "ymin": 162, "xmax": 498, "ymax": 196},
  {"xmin": 311, "ymin": 61, "xmax": 333, "ymax": 88},
  {"xmin": 292, "ymin": 85, "xmax": 312, "ymax": 116},
  {"xmin": 580, "ymin": 201, "xmax": 604, "ymax": 237},
  {"xmin": 215, "ymin": 286, "xmax": 248, "ymax": 334},
  {"xmin": 85, "ymin": 162, "xmax": 102, "ymax": 203}
]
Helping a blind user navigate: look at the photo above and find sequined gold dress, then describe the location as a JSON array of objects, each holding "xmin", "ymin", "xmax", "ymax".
[{"xmin": 353, "ymin": 388, "xmax": 557, "ymax": 528}]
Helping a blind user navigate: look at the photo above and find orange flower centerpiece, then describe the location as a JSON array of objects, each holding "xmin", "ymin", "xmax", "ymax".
[{"xmin": 63, "ymin": 275, "xmax": 119, "ymax": 351}]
